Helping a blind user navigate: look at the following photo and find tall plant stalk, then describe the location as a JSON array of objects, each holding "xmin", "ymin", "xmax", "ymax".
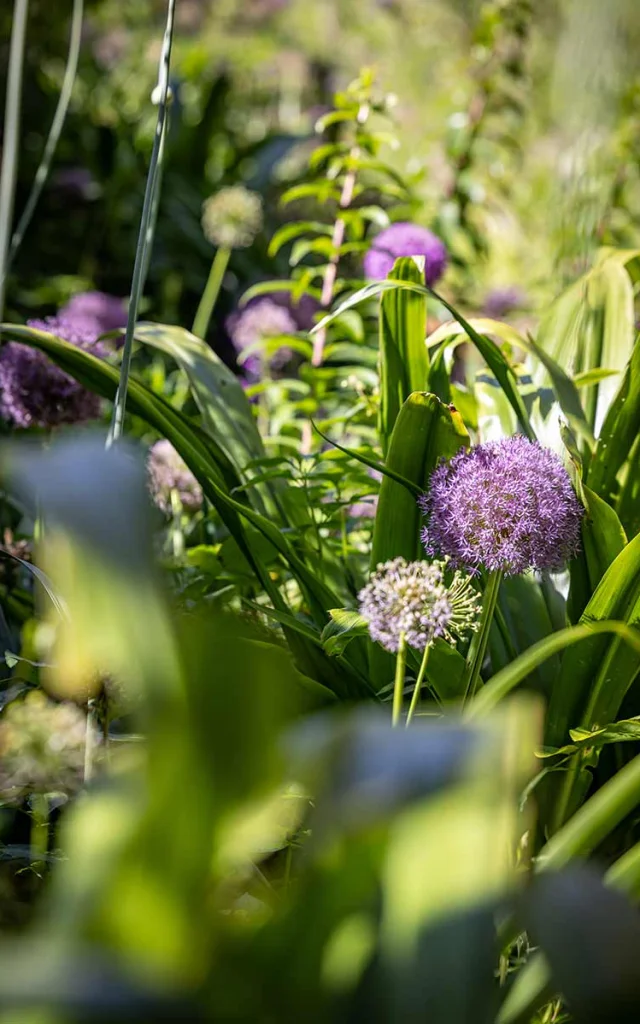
[
  {"xmin": 463, "ymin": 569, "xmax": 503, "ymax": 701},
  {"xmin": 0, "ymin": 0, "xmax": 29, "ymax": 327},
  {"xmin": 192, "ymin": 245, "xmax": 231, "ymax": 339},
  {"xmin": 4, "ymin": 0, "xmax": 84, "ymax": 281},
  {"xmin": 106, "ymin": 0, "xmax": 176, "ymax": 447},
  {"xmin": 392, "ymin": 633, "xmax": 407, "ymax": 727},
  {"xmin": 311, "ymin": 101, "xmax": 370, "ymax": 369}
]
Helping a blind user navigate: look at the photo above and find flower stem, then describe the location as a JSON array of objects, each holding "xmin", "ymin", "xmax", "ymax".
[
  {"xmin": 463, "ymin": 569, "xmax": 503, "ymax": 703},
  {"xmin": 192, "ymin": 245, "xmax": 231, "ymax": 340},
  {"xmin": 84, "ymin": 699, "xmax": 99, "ymax": 783},
  {"xmin": 392, "ymin": 632, "xmax": 407, "ymax": 727},
  {"xmin": 30, "ymin": 792, "xmax": 49, "ymax": 870},
  {"xmin": 406, "ymin": 643, "xmax": 431, "ymax": 727},
  {"xmin": 0, "ymin": 0, "xmax": 29, "ymax": 329}
]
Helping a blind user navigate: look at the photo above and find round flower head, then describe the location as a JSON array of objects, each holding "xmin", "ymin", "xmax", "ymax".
[
  {"xmin": 201, "ymin": 186, "xmax": 263, "ymax": 249},
  {"xmin": 227, "ymin": 298, "xmax": 297, "ymax": 379},
  {"xmin": 60, "ymin": 291, "xmax": 128, "ymax": 335},
  {"xmin": 419, "ymin": 436, "xmax": 584, "ymax": 576},
  {"xmin": 482, "ymin": 286, "xmax": 526, "ymax": 319},
  {"xmin": 0, "ymin": 334, "xmax": 102, "ymax": 430},
  {"xmin": 358, "ymin": 557, "xmax": 481, "ymax": 653},
  {"xmin": 0, "ymin": 691, "xmax": 99, "ymax": 803},
  {"xmin": 363, "ymin": 222, "xmax": 447, "ymax": 286},
  {"xmin": 148, "ymin": 440, "xmax": 203, "ymax": 514}
]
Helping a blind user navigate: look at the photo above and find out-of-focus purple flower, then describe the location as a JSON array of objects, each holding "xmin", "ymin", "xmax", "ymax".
[
  {"xmin": 363, "ymin": 222, "xmax": 448, "ymax": 286},
  {"xmin": 358, "ymin": 556, "xmax": 480, "ymax": 653},
  {"xmin": 147, "ymin": 440, "xmax": 203, "ymax": 515},
  {"xmin": 227, "ymin": 298, "xmax": 297, "ymax": 380},
  {"xmin": 0, "ymin": 315, "xmax": 104, "ymax": 429},
  {"xmin": 51, "ymin": 167, "xmax": 100, "ymax": 201},
  {"xmin": 419, "ymin": 436, "xmax": 583, "ymax": 576},
  {"xmin": 482, "ymin": 286, "xmax": 526, "ymax": 319},
  {"xmin": 60, "ymin": 291, "xmax": 128, "ymax": 336}
]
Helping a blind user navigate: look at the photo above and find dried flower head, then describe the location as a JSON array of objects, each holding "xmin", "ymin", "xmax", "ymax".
[
  {"xmin": 363, "ymin": 222, "xmax": 448, "ymax": 286},
  {"xmin": 0, "ymin": 690, "xmax": 98, "ymax": 802},
  {"xmin": 419, "ymin": 436, "xmax": 584, "ymax": 576},
  {"xmin": 358, "ymin": 557, "xmax": 481, "ymax": 653},
  {"xmin": 0, "ymin": 332, "xmax": 102, "ymax": 431},
  {"xmin": 201, "ymin": 186, "xmax": 263, "ymax": 249},
  {"xmin": 148, "ymin": 440, "xmax": 203, "ymax": 515}
]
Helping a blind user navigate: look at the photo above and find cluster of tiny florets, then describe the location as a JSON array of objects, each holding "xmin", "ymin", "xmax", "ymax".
[
  {"xmin": 363, "ymin": 222, "xmax": 448, "ymax": 286},
  {"xmin": 0, "ymin": 293, "xmax": 126, "ymax": 430},
  {"xmin": 419, "ymin": 436, "xmax": 583, "ymax": 576},
  {"xmin": 147, "ymin": 440, "xmax": 203, "ymax": 515},
  {"xmin": 0, "ymin": 691, "xmax": 98, "ymax": 803},
  {"xmin": 201, "ymin": 186, "xmax": 263, "ymax": 249},
  {"xmin": 60, "ymin": 291, "xmax": 128, "ymax": 336},
  {"xmin": 358, "ymin": 556, "xmax": 481, "ymax": 653},
  {"xmin": 227, "ymin": 298, "xmax": 297, "ymax": 379}
]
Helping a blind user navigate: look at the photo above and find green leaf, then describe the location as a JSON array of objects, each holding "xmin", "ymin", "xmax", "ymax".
[
  {"xmin": 588, "ymin": 331, "xmax": 640, "ymax": 507},
  {"xmin": 312, "ymin": 280, "xmax": 535, "ymax": 440},
  {"xmin": 369, "ymin": 391, "xmax": 469, "ymax": 691},
  {"xmin": 378, "ymin": 256, "xmax": 429, "ymax": 455},
  {"xmin": 321, "ymin": 609, "xmax": 369, "ymax": 656},
  {"xmin": 545, "ymin": 532, "xmax": 640, "ymax": 752},
  {"xmin": 268, "ymin": 221, "xmax": 333, "ymax": 257},
  {"xmin": 466, "ymin": 620, "xmax": 640, "ymax": 720}
]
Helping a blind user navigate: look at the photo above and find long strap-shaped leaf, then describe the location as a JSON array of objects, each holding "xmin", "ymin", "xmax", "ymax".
[
  {"xmin": 2, "ymin": 326, "xmax": 372, "ymax": 699},
  {"xmin": 310, "ymin": 279, "xmax": 535, "ymax": 439}
]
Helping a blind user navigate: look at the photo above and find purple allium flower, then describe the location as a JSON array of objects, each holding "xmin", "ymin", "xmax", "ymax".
[
  {"xmin": 419, "ymin": 436, "xmax": 583, "ymax": 576},
  {"xmin": 358, "ymin": 557, "xmax": 481, "ymax": 653},
  {"xmin": 147, "ymin": 440, "xmax": 203, "ymax": 515},
  {"xmin": 482, "ymin": 286, "xmax": 526, "ymax": 319},
  {"xmin": 363, "ymin": 222, "xmax": 448, "ymax": 286},
  {"xmin": 227, "ymin": 298, "xmax": 297, "ymax": 380},
  {"xmin": 0, "ymin": 318, "xmax": 103, "ymax": 429},
  {"xmin": 60, "ymin": 291, "xmax": 128, "ymax": 335}
]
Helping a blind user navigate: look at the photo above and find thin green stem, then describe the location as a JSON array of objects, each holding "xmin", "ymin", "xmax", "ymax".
[
  {"xmin": 406, "ymin": 643, "xmax": 431, "ymax": 727},
  {"xmin": 192, "ymin": 245, "xmax": 231, "ymax": 339},
  {"xmin": 83, "ymin": 699, "xmax": 99, "ymax": 783},
  {"xmin": 4, "ymin": 0, "xmax": 84, "ymax": 278},
  {"xmin": 106, "ymin": 0, "xmax": 176, "ymax": 447},
  {"xmin": 30, "ymin": 792, "xmax": 49, "ymax": 870},
  {"xmin": 463, "ymin": 569, "xmax": 503, "ymax": 703},
  {"xmin": 392, "ymin": 632, "xmax": 407, "ymax": 727},
  {"xmin": 0, "ymin": 0, "xmax": 29, "ymax": 326}
]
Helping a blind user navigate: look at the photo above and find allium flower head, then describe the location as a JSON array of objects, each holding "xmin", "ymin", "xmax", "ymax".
[
  {"xmin": 419, "ymin": 436, "xmax": 583, "ymax": 576},
  {"xmin": 482, "ymin": 286, "xmax": 526, "ymax": 319},
  {"xmin": 0, "ymin": 333, "xmax": 101, "ymax": 430},
  {"xmin": 148, "ymin": 440, "xmax": 203, "ymax": 514},
  {"xmin": 227, "ymin": 298, "xmax": 297, "ymax": 379},
  {"xmin": 201, "ymin": 186, "xmax": 263, "ymax": 249},
  {"xmin": 0, "ymin": 691, "xmax": 98, "ymax": 802},
  {"xmin": 364, "ymin": 222, "xmax": 448, "ymax": 286},
  {"xmin": 358, "ymin": 557, "xmax": 481, "ymax": 653},
  {"xmin": 60, "ymin": 291, "xmax": 128, "ymax": 335}
]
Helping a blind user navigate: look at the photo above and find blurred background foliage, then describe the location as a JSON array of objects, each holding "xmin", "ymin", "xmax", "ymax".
[{"xmin": 3, "ymin": 0, "xmax": 640, "ymax": 353}]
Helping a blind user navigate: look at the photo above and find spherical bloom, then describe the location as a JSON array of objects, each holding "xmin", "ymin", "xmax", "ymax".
[
  {"xmin": 358, "ymin": 557, "xmax": 481, "ymax": 653},
  {"xmin": 201, "ymin": 186, "xmax": 263, "ymax": 249},
  {"xmin": 0, "ymin": 333, "xmax": 102, "ymax": 430},
  {"xmin": 419, "ymin": 436, "xmax": 584, "ymax": 576},
  {"xmin": 147, "ymin": 440, "xmax": 203, "ymax": 514},
  {"xmin": 363, "ymin": 222, "xmax": 448, "ymax": 286},
  {"xmin": 227, "ymin": 298, "xmax": 297, "ymax": 380},
  {"xmin": 60, "ymin": 291, "xmax": 128, "ymax": 335},
  {"xmin": 0, "ymin": 690, "xmax": 99, "ymax": 803},
  {"xmin": 482, "ymin": 286, "xmax": 526, "ymax": 319}
]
